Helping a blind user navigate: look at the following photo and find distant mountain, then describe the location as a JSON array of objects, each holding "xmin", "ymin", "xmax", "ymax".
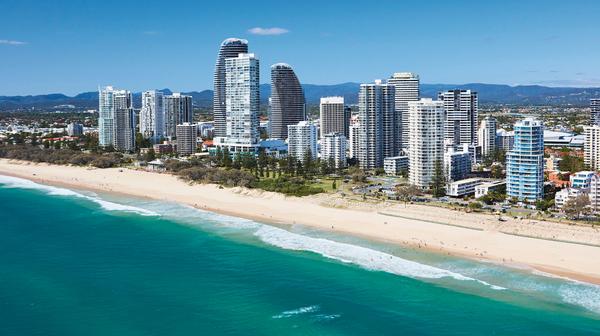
[{"xmin": 3, "ymin": 83, "xmax": 600, "ymax": 110}]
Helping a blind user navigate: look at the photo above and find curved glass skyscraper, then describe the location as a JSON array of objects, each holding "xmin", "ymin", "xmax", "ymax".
[
  {"xmin": 269, "ymin": 63, "xmax": 305, "ymax": 140},
  {"xmin": 213, "ymin": 38, "xmax": 248, "ymax": 138}
]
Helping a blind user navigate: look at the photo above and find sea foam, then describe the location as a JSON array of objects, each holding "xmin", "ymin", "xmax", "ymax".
[
  {"xmin": 0, "ymin": 175, "xmax": 159, "ymax": 216},
  {"xmin": 254, "ymin": 225, "xmax": 505, "ymax": 290}
]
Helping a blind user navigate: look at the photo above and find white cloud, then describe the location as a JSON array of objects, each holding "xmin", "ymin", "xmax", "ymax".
[
  {"xmin": 0, "ymin": 39, "xmax": 27, "ymax": 45},
  {"xmin": 247, "ymin": 27, "xmax": 289, "ymax": 36}
]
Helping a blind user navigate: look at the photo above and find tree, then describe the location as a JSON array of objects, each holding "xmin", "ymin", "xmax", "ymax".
[
  {"xmin": 395, "ymin": 184, "xmax": 421, "ymax": 205},
  {"xmin": 563, "ymin": 194, "xmax": 590, "ymax": 219},
  {"xmin": 349, "ymin": 166, "xmax": 366, "ymax": 183},
  {"xmin": 559, "ymin": 155, "xmax": 585, "ymax": 172},
  {"xmin": 490, "ymin": 164, "xmax": 504, "ymax": 179},
  {"xmin": 214, "ymin": 148, "xmax": 224, "ymax": 166},
  {"xmin": 232, "ymin": 153, "xmax": 242, "ymax": 170},
  {"xmin": 430, "ymin": 160, "xmax": 446, "ymax": 198},
  {"xmin": 468, "ymin": 201, "xmax": 483, "ymax": 210},
  {"xmin": 257, "ymin": 149, "xmax": 268, "ymax": 177},
  {"xmin": 303, "ymin": 149, "xmax": 314, "ymax": 178},
  {"xmin": 135, "ymin": 133, "xmax": 151, "ymax": 150},
  {"xmin": 144, "ymin": 148, "xmax": 156, "ymax": 162},
  {"xmin": 535, "ymin": 199, "xmax": 554, "ymax": 211},
  {"xmin": 241, "ymin": 153, "xmax": 257, "ymax": 171},
  {"xmin": 222, "ymin": 148, "xmax": 232, "ymax": 168}
]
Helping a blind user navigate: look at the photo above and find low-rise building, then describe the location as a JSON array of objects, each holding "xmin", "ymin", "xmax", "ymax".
[
  {"xmin": 547, "ymin": 171, "xmax": 571, "ymax": 188},
  {"xmin": 444, "ymin": 148, "xmax": 471, "ymax": 182},
  {"xmin": 475, "ymin": 180, "xmax": 506, "ymax": 198},
  {"xmin": 554, "ymin": 187, "xmax": 587, "ymax": 209},
  {"xmin": 67, "ymin": 122, "xmax": 84, "ymax": 136},
  {"xmin": 570, "ymin": 171, "xmax": 595, "ymax": 190},
  {"xmin": 446, "ymin": 178, "xmax": 484, "ymax": 197},
  {"xmin": 152, "ymin": 143, "xmax": 176, "ymax": 155},
  {"xmin": 383, "ymin": 155, "xmax": 409, "ymax": 175},
  {"xmin": 545, "ymin": 154, "xmax": 562, "ymax": 172}
]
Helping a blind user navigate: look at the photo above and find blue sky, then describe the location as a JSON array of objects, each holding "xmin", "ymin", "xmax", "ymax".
[{"xmin": 1, "ymin": 0, "xmax": 599, "ymax": 95}]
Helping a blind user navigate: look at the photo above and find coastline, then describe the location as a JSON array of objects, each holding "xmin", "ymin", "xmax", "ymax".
[{"xmin": 1, "ymin": 159, "xmax": 600, "ymax": 285}]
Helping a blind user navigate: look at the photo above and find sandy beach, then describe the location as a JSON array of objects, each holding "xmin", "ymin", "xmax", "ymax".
[{"xmin": 2, "ymin": 158, "xmax": 600, "ymax": 284}]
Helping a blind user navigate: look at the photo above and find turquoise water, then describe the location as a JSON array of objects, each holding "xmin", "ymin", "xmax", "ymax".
[{"xmin": 1, "ymin": 176, "xmax": 600, "ymax": 335}]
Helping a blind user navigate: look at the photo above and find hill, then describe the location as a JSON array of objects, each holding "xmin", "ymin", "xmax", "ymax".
[{"xmin": 2, "ymin": 83, "xmax": 600, "ymax": 110}]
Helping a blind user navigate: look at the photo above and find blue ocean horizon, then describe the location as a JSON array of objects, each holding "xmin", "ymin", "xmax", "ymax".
[{"xmin": 1, "ymin": 175, "xmax": 599, "ymax": 335}]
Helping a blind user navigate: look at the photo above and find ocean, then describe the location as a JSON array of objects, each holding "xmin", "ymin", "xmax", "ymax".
[{"xmin": 0, "ymin": 175, "xmax": 599, "ymax": 335}]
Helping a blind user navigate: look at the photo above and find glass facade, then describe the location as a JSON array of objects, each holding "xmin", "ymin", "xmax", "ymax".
[{"xmin": 506, "ymin": 118, "xmax": 544, "ymax": 202}]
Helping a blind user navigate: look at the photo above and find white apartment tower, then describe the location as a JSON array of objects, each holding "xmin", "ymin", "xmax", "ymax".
[
  {"xmin": 478, "ymin": 116, "xmax": 497, "ymax": 157},
  {"xmin": 349, "ymin": 123, "xmax": 360, "ymax": 159},
  {"xmin": 591, "ymin": 99, "xmax": 600, "ymax": 126},
  {"xmin": 99, "ymin": 86, "xmax": 135, "ymax": 152},
  {"xmin": 288, "ymin": 121, "xmax": 317, "ymax": 162},
  {"xmin": 223, "ymin": 53, "xmax": 260, "ymax": 150},
  {"xmin": 408, "ymin": 99, "xmax": 446, "ymax": 189},
  {"xmin": 140, "ymin": 90, "xmax": 165, "ymax": 142},
  {"xmin": 99, "ymin": 86, "xmax": 117, "ymax": 147},
  {"xmin": 176, "ymin": 122, "xmax": 197, "ymax": 156},
  {"xmin": 438, "ymin": 89, "xmax": 478, "ymax": 145},
  {"xmin": 321, "ymin": 132, "xmax": 347, "ymax": 169},
  {"xmin": 388, "ymin": 72, "xmax": 419, "ymax": 150},
  {"xmin": 585, "ymin": 125, "xmax": 600, "ymax": 170},
  {"xmin": 358, "ymin": 80, "xmax": 396, "ymax": 170},
  {"xmin": 164, "ymin": 93, "xmax": 193, "ymax": 139}
]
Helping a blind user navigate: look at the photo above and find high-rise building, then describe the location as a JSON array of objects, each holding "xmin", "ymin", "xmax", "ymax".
[
  {"xmin": 213, "ymin": 38, "xmax": 249, "ymax": 138},
  {"xmin": 496, "ymin": 129, "xmax": 515, "ymax": 151},
  {"xmin": 349, "ymin": 122, "xmax": 360, "ymax": 159},
  {"xmin": 140, "ymin": 90, "xmax": 164, "ymax": 142},
  {"xmin": 506, "ymin": 118, "xmax": 544, "ymax": 202},
  {"xmin": 321, "ymin": 132, "xmax": 347, "ymax": 169},
  {"xmin": 438, "ymin": 89, "xmax": 478, "ymax": 145},
  {"xmin": 164, "ymin": 93, "xmax": 193, "ymax": 139},
  {"xmin": 270, "ymin": 63, "xmax": 305, "ymax": 140},
  {"xmin": 99, "ymin": 86, "xmax": 117, "ymax": 147},
  {"xmin": 408, "ymin": 99, "xmax": 446, "ymax": 188},
  {"xmin": 176, "ymin": 122, "xmax": 197, "ymax": 156},
  {"xmin": 584, "ymin": 125, "xmax": 600, "ymax": 170},
  {"xmin": 288, "ymin": 121, "xmax": 317, "ymax": 162},
  {"xmin": 388, "ymin": 72, "xmax": 419, "ymax": 150},
  {"xmin": 221, "ymin": 53, "xmax": 260, "ymax": 151},
  {"xmin": 478, "ymin": 116, "xmax": 497, "ymax": 157},
  {"xmin": 320, "ymin": 97, "xmax": 350, "ymax": 139},
  {"xmin": 112, "ymin": 90, "xmax": 135, "ymax": 152},
  {"xmin": 358, "ymin": 80, "xmax": 396, "ymax": 170},
  {"xmin": 99, "ymin": 86, "xmax": 135, "ymax": 151},
  {"xmin": 591, "ymin": 99, "xmax": 600, "ymax": 126}
]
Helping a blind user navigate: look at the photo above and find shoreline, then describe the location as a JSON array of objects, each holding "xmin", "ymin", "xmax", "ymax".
[{"xmin": 1, "ymin": 159, "xmax": 600, "ymax": 285}]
